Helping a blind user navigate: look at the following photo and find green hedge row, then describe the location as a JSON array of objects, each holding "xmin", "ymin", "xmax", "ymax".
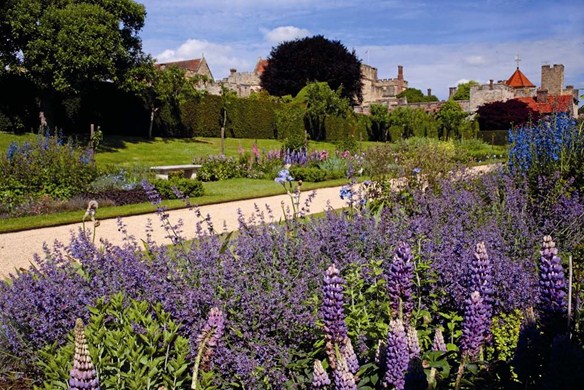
[{"xmin": 181, "ymin": 95, "xmax": 279, "ymax": 139}]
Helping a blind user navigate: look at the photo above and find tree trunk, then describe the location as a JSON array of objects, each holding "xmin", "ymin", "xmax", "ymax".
[
  {"xmin": 148, "ymin": 108, "xmax": 155, "ymax": 139},
  {"xmin": 220, "ymin": 109, "xmax": 226, "ymax": 156}
]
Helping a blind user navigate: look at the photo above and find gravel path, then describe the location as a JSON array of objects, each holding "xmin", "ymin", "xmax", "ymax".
[
  {"xmin": 0, "ymin": 164, "xmax": 496, "ymax": 278},
  {"xmin": 0, "ymin": 185, "xmax": 350, "ymax": 278}
]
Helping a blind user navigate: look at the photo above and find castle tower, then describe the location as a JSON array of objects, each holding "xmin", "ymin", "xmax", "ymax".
[{"xmin": 541, "ymin": 64, "xmax": 564, "ymax": 95}]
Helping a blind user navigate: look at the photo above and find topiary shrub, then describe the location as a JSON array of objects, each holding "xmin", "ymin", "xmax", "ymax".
[
  {"xmin": 289, "ymin": 166, "xmax": 327, "ymax": 182},
  {"xmin": 152, "ymin": 177, "xmax": 204, "ymax": 199}
]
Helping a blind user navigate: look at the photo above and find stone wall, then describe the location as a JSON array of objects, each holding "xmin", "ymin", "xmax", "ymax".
[
  {"xmin": 469, "ymin": 83, "xmax": 517, "ymax": 112},
  {"xmin": 541, "ymin": 64, "xmax": 564, "ymax": 95}
]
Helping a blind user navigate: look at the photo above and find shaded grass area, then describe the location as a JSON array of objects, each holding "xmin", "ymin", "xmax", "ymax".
[{"xmin": 0, "ymin": 178, "xmax": 350, "ymax": 233}]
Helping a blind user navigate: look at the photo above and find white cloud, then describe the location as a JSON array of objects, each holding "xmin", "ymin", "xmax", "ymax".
[
  {"xmin": 155, "ymin": 39, "xmax": 253, "ymax": 80},
  {"xmin": 263, "ymin": 26, "xmax": 310, "ymax": 43},
  {"xmin": 465, "ymin": 55, "xmax": 486, "ymax": 66}
]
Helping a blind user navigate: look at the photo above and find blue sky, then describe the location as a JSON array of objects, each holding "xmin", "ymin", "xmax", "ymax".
[{"xmin": 139, "ymin": 0, "xmax": 583, "ymax": 101}]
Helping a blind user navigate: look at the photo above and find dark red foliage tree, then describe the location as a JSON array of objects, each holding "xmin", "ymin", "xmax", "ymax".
[
  {"xmin": 477, "ymin": 99, "xmax": 539, "ymax": 130},
  {"xmin": 260, "ymin": 35, "xmax": 362, "ymax": 104}
]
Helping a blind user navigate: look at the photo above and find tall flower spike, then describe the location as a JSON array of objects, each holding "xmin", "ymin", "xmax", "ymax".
[
  {"xmin": 432, "ymin": 328, "xmax": 447, "ymax": 352},
  {"xmin": 322, "ymin": 264, "xmax": 348, "ymax": 367},
  {"xmin": 332, "ymin": 353, "xmax": 358, "ymax": 390},
  {"xmin": 537, "ymin": 235, "xmax": 567, "ymax": 326},
  {"xmin": 69, "ymin": 318, "xmax": 100, "ymax": 390},
  {"xmin": 341, "ymin": 336, "xmax": 359, "ymax": 375},
  {"xmin": 195, "ymin": 307, "xmax": 225, "ymax": 371},
  {"xmin": 406, "ymin": 325, "xmax": 421, "ymax": 360},
  {"xmin": 470, "ymin": 242, "xmax": 493, "ymax": 310},
  {"xmin": 312, "ymin": 360, "xmax": 331, "ymax": 388},
  {"xmin": 384, "ymin": 319, "xmax": 409, "ymax": 390},
  {"xmin": 460, "ymin": 291, "xmax": 489, "ymax": 360},
  {"xmin": 385, "ymin": 242, "xmax": 415, "ymax": 321}
]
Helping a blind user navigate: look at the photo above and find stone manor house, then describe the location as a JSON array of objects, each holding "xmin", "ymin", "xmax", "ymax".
[{"xmin": 156, "ymin": 57, "xmax": 579, "ymax": 118}]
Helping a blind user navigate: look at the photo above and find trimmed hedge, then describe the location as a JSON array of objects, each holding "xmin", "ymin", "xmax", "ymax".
[{"xmin": 181, "ymin": 95, "xmax": 279, "ymax": 139}]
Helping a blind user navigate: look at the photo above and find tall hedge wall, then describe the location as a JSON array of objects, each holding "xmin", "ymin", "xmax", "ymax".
[{"xmin": 181, "ymin": 95, "xmax": 279, "ymax": 139}]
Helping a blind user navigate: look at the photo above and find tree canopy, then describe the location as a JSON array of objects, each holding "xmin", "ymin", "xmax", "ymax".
[
  {"xmin": 436, "ymin": 100, "xmax": 468, "ymax": 140},
  {"xmin": 451, "ymin": 80, "xmax": 479, "ymax": 101},
  {"xmin": 260, "ymin": 35, "xmax": 362, "ymax": 104},
  {"xmin": 476, "ymin": 99, "xmax": 538, "ymax": 131},
  {"xmin": 1, "ymin": 0, "xmax": 146, "ymax": 93},
  {"xmin": 397, "ymin": 88, "xmax": 439, "ymax": 103}
]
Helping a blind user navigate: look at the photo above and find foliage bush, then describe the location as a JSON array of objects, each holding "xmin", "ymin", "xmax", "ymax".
[
  {"xmin": 193, "ymin": 155, "xmax": 243, "ymax": 181},
  {"xmin": 152, "ymin": 177, "xmax": 204, "ymax": 199},
  {"xmin": 289, "ymin": 166, "xmax": 327, "ymax": 182},
  {"xmin": 0, "ymin": 132, "xmax": 98, "ymax": 214},
  {"xmin": 477, "ymin": 99, "xmax": 538, "ymax": 131},
  {"xmin": 37, "ymin": 293, "xmax": 191, "ymax": 389}
]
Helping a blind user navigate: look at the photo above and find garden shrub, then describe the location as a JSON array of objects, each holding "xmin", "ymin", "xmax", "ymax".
[
  {"xmin": 275, "ymin": 103, "xmax": 306, "ymax": 149},
  {"xmin": 0, "ymin": 133, "xmax": 98, "ymax": 214},
  {"xmin": 193, "ymin": 155, "xmax": 243, "ymax": 181},
  {"xmin": 152, "ymin": 177, "xmax": 204, "ymax": 199},
  {"xmin": 289, "ymin": 166, "xmax": 327, "ymax": 182},
  {"xmin": 181, "ymin": 94, "xmax": 223, "ymax": 138},
  {"xmin": 37, "ymin": 293, "xmax": 191, "ymax": 389}
]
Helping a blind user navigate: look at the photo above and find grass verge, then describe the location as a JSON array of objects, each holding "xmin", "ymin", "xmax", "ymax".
[{"xmin": 0, "ymin": 178, "xmax": 350, "ymax": 233}]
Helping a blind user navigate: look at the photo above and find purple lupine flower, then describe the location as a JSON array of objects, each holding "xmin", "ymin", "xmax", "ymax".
[
  {"xmin": 195, "ymin": 307, "xmax": 225, "ymax": 371},
  {"xmin": 537, "ymin": 235, "xmax": 567, "ymax": 324},
  {"xmin": 69, "ymin": 318, "xmax": 100, "ymax": 390},
  {"xmin": 460, "ymin": 291, "xmax": 489, "ymax": 360},
  {"xmin": 340, "ymin": 336, "xmax": 359, "ymax": 375},
  {"xmin": 384, "ymin": 319, "xmax": 409, "ymax": 390},
  {"xmin": 332, "ymin": 353, "xmax": 357, "ymax": 390},
  {"xmin": 406, "ymin": 325, "xmax": 421, "ymax": 360},
  {"xmin": 323, "ymin": 264, "xmax": 348, "ymax": 346},
  {"xmin": 469, "ymin": 242, "xmax": 493, "ymax": 310},
  {"xmin": 385, "ymin": 242, "xmax": 415, "ymax": 320},
  {"xmin": 312, "ymin": 360, "xmax": 331, "ymax": 388},
  {"xmin": 432, "ymin": 328, "xmax": 447, "ymax": 352}
]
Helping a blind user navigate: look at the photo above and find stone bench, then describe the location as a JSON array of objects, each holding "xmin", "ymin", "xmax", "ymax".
[{"xmin": 150, "ymin": 164, "xmax": 202, "ymax": 180}]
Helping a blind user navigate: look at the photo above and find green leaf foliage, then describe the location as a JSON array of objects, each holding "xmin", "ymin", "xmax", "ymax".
[{"xmin": 36, "ymin": 293, "xmax": 192, "ymax": 390}]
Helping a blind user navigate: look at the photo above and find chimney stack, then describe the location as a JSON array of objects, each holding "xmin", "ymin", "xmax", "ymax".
[
  {"xmin": 397, "ymin": 65, "xmax": 403, "ymax": 81},
  {"xmin": 537, "ymin": 89, "xmax": 548, "ymax": 102},
  {"xmin": 449, "ymin": 87, "xmax": 457, "ymax": 98},
  {"xmin": 230, "ymin": 68, "xmax": 237, "ymax": 75},
  {"xmin": 427, "ymin": 88, "xmax": 432, "ymax": 97},
  {"xmin": 489, "ymin": 80, "xmax": 494, "ymax": 90}
]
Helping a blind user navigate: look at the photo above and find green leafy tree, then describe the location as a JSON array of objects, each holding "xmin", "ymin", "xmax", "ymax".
[
  {"xmin": 261, "ymin": 35, "xmax": 362, "ymax": 104},
  {"xmin": 369, "ymin": 103, "xmax": 390, "ymax": 141},
  {"xmin": 388, "ymin": 106, "xmax": 438, "ymax": 139},
  {"xmin": 436, "ymin": 100, "xmax": 468, "ymax": 140},
  {"xmin": 125, "ymin": 62, "xmax": 204, "ymax": 138},
  {"xmin": 397, "ymin": 88, "xmax": 439, "ymax": 103},
  {"xmin": 1, "ymin": 0, "xmax": 146, "ymax": 128},
  {"xmin": 451, "ymin": 80, "xmax": 479, "ymax": 101},
  {"xmin": 293, "ymin": 82, "xmax": 351, "ymax": 141}
]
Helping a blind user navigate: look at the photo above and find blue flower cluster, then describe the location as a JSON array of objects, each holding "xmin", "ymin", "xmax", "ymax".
[
  {"xmin": 274, "ymin": 168, "xmax": 294, "ymax": 185},
  {"xmin": 508, "ymin": 113, "xmax": 580, "ymax": 175},
  {"xmin": 283, "ymin": 148, "xmax": 308, "ymax": 166}
]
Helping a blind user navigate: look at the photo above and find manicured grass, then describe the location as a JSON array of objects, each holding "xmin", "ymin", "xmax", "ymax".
[{"xmin": 0, "ymin": 178, "xmax": 350, "ymax": 233}]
